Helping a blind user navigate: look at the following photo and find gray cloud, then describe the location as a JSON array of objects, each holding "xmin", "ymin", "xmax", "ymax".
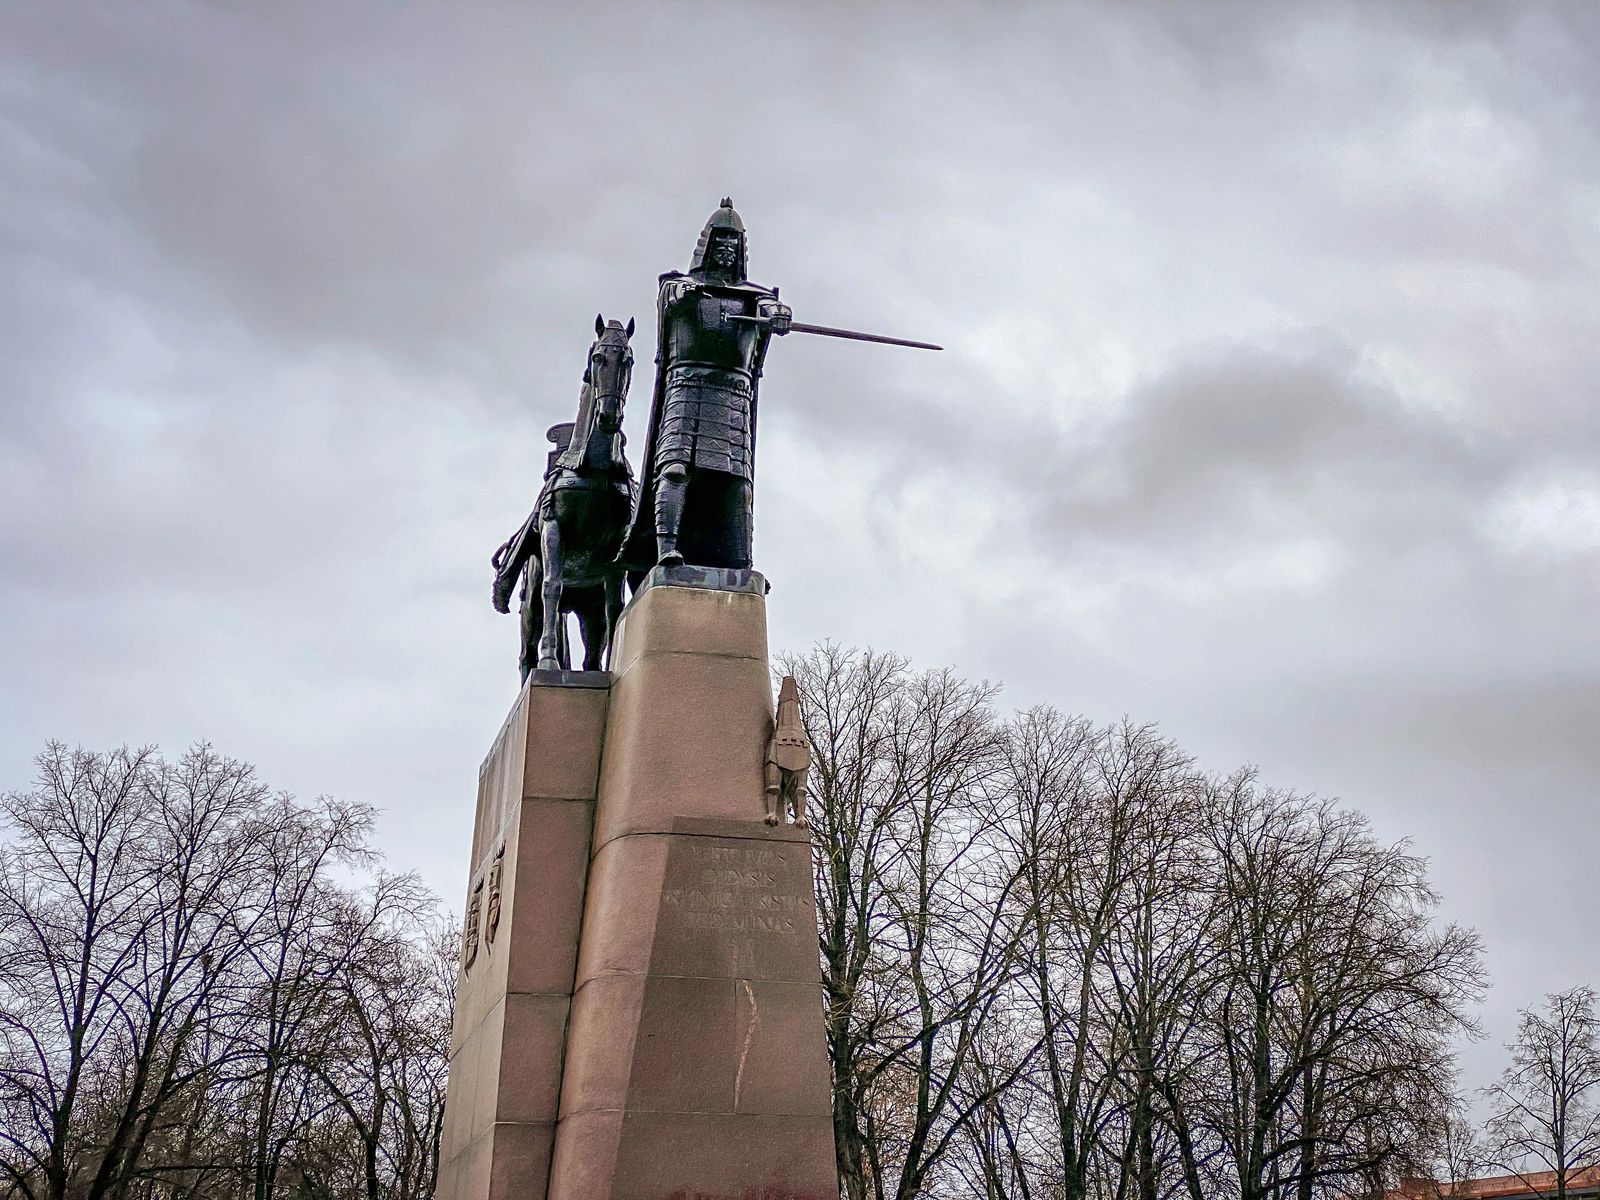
[
  {"xmin": 1012, "ymin": 335, "xmax": 1507, "ymax": 587},
  {"xmin": 3, "ymin": 0, "xmax": 1599, "ymax": 1104}
]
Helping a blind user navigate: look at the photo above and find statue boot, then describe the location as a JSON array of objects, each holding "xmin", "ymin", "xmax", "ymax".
[{"xmin": 654, "ymin": 463, "xmax": 689, "ymax": 567}]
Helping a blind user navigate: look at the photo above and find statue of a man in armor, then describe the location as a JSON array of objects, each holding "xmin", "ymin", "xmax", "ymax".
[{"xmin": 620, "ymin": 198, "xmax": 791, "ymax": 570}]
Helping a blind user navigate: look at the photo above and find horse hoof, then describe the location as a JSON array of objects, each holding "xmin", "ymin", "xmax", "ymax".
[{"xmin": 658, "ymin": 550, "xmax": 684, "ymax": 567}]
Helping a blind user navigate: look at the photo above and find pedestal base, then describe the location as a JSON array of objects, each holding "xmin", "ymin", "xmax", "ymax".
[
  {"xmin": 439, "ymin": 572, "xmax": 838, "ymax": 1200},
  {"xmin": 436, "ymin": 680, "xmax": 607, "ymax": 1200},
  {"xmin": 551, "ymin": 819, "xmax": 835, "ymax": 1200}
]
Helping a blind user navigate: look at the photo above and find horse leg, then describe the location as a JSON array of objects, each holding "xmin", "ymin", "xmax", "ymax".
[
  {"xmin": 537, "ymin": 516, "xmax": 565, "ymax": 672},
  {"xmin": 574, "ymin": 591, "xmax": 605, "ymax": 672},
  {"xmin": 602, "ymin": 572, "xmax": 625, "ymax": 672},
  {"xmin": 518, "ymin": 562, "xmax": 539, "ymax": 682}
]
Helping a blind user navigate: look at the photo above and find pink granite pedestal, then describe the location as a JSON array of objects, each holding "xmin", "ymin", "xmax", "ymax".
[
  {"xmin": 436, "ymin": 672, "xmax": 609, "ymax": 1200},
  {"xmin": 438, "ymin": 569, "xmax": 838, "ymax": 1200}
]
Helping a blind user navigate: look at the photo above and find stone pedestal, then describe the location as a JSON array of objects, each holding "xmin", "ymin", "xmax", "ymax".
[
  {"xmin": 436, "ymin": 672, "xmax": 609, "ymax": 1200},
  {"xmin": 439, "ymin": 568, "xmax": 838, "ymax": 1200}
]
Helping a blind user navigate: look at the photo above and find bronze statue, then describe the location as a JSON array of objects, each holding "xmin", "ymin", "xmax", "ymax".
[
  {"xmin": 620, "ymin": 199, "xmax": 789, "ymax": 571},
  {"xmin": 492, "ymin": 316, "xmax": 636, "ymax": 677},
  {"xmin": 764, "ymin": 675, "xmax": 811, "ymax": 827},
  {"xmin": 621, "ymin": 199, "xmax": 941, "ymax": 573}
]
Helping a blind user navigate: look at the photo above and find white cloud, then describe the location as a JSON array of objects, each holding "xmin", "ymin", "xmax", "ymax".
[{"xmin": 1485, "ymin": 470, "xmax": 1600, "ymax": 562}]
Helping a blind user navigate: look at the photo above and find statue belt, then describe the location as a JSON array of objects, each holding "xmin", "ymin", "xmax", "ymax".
[{"xmin": 664, "ymin": 364, "xmax": 753, "ymax": 392}]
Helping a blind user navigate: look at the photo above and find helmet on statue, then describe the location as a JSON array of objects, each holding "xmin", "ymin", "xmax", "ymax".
[{"xmin": 688, "ymin": 197, "xmax": 749, "ymax": 280}]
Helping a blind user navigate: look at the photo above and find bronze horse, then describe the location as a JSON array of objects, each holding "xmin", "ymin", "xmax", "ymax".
[{"xmin": 492, "ymin": 316, "xmax": 636, "ymax": 677}]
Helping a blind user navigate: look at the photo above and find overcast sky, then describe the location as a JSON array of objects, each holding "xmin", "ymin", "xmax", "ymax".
[{"xmin": 3, "ymin": 1, "xmax": 1598, "ymax": 1098}]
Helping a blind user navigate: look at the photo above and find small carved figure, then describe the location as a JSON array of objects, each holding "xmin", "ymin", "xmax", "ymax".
[
  {"xmin": 764, "ymin": 675, "xmax": 811, "ymax": 827},
  {"xmin": 492, "ymin": 316, "xmax": 637, "ymax": 676}
]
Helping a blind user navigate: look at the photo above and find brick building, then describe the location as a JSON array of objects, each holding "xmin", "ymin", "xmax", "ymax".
[{"xmin": 1387, "ymin": 1167, "xmax": 1600, "ymax": 1199}]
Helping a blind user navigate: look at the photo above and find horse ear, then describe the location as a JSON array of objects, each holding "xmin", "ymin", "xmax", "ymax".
[
  {"xmin": 595, "ymin": 313, "xmax": 605, "ymax": 338},
  {"xmin": 625, "ymin": 316, "xmax": 636, "ymax": 338}
]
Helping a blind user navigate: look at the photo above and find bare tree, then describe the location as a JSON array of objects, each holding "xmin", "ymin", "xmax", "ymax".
[
  {"xmin": 0, "ymin": 744, "xmax": 273, "ymax": 1200},
  {"xmin": 996, "ymin": 712, "xmax": 1205, "ymax": 1200},
  {"xmin": 945, "ymin": 1004, "xmax": 1041, "ymax": 1200},
  {"xmin": 1095, "ymin": 729, "xmax": 1217, "ymax": 1200},
  {"xmin": 783, "ymin": 645, "xmax": 908, "ymax": 1200},
  {"xmin": 784, "ymin": 645, "xmax": 1484, "ymax": 1200},
  {"xmin": 784, "ymin": 646, "xmax": 1040, "ymax": 1200},
  {"xmin": 1377, "ymin": 1108, "xmax": 1486, "ymax": 1200},
  {"xmin": 237, "ymin": 795, "xmax": 375, "ymax": 1200},
  {"xmin": 1483, "ymin": 987, "xmax": 1600, "ymax": 1200},
  {"xmin": 1187, "ymin": 777, "xmax": 1483, "ymax": 1200},
  {"xmin": 0, "ymin": 744, "xmax": 453, "ymax": 1200},
  {"xmin": 9, "ymin": 649, "xmax": 1487, "ymax": 1200},
  {"xmin": 301, "ymin": 875, "xmax": 448, "ymax": 1200},
  {"xmin": 1434, "ymin": 1111, "xmax": 1489, "ymax": 1195}
]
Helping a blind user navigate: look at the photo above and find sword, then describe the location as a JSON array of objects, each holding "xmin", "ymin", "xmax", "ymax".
[{"xmin": 728, "ymin": 314, "xmax": 941, "ymax": 351}]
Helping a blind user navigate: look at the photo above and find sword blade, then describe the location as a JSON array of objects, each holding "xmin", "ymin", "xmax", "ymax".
[
  {"xmin": 790, "ymin": 321, "xmax": 943, "ymax": 351},
  {"xmin": 729, "ymin": 314, "xmax": 942, "ymax": 351}
]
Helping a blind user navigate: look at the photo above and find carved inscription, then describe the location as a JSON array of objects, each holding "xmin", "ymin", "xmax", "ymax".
[{"xmin": 663, "ymin": 842, "xmax": 809, "ymax": 936}]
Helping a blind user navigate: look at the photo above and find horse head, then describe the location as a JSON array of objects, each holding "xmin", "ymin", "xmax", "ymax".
[{"xmin": 586, "ymin": 314, "xmax": 635, "ymax": 434}]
